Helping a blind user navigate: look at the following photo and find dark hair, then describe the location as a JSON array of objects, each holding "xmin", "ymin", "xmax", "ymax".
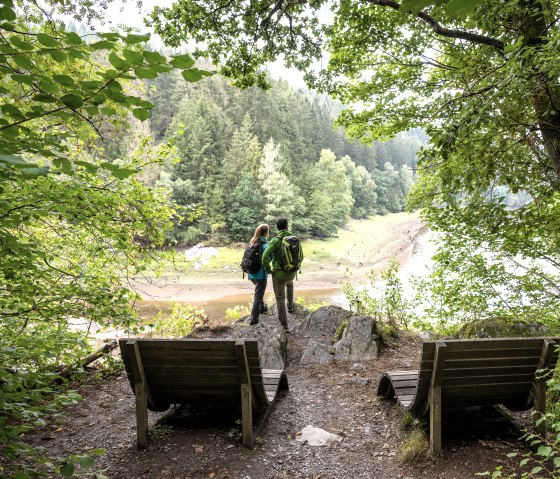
[{"xmin": 276, "ymin": 218, "xmax": 288, "ymax": 230}]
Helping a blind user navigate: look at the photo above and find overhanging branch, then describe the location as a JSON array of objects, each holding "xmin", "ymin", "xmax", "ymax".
[{"xmin": 367, "ymin": 0, "xmax": 504, "ymax": 51}]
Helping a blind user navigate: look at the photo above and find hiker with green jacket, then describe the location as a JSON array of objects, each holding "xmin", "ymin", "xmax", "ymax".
[{"xmin": 262, "ymin": 218, "xmax": 300, "ymax": 331}]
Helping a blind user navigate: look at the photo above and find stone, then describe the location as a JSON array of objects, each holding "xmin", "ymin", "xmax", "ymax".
[
  {"xmin": 296, "ymin": 425, "xmax": 343, "ymax": 446},
  {"xmin": 347, "ymin": 377, "xmax": 370, "ymax": 386},
  {"xmin": 457, "ymin": 316, "xmax": 550, "ymax": 339},
  {"xmin": 300, "ymin": 341, "xmax": 335, "ymax": 365},
  {"xmin": 334, "ymin": 315, "xmax": 380, "ymax": 361},
  {"xmin": 294, "ymin": 305, "xmax": 353, "ymax": 338},
  {"xmin": 350, "ymin": 363, "xmax": 366, "ymax": 373}
]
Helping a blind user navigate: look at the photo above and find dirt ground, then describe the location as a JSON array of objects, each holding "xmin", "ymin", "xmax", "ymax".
[{"xmin": 25, "ymin": 330, "xmax": 531, "ymax": 479}]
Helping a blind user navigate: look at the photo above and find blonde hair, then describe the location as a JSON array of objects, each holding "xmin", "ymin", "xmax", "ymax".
[{"xmin": 250, "ymin": 224, "xmax": 269, "ymax": 245}]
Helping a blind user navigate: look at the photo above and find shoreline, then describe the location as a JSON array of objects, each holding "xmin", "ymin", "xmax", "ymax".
[{"xmin": 132, "ymin": 214, "xmax": 426, "ymax": 305}]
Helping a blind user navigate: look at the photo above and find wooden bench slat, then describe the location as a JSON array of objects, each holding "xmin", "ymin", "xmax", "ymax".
[
  {"xmin": 377, "ymin": 337, "xmax": 560, "ymax": 454},
  {"xmin": 119, "ymin": 338, "xmax": 288, "ymax": 450}
]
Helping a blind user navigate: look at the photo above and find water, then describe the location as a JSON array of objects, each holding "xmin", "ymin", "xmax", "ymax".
[{"xmin": 137, "ymin": 287, "xmax": 348, "ymax": 323}]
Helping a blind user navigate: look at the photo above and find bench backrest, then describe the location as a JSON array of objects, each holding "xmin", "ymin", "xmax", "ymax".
[
  {"xmin": 411, "ymin": 337, "xmax": 559, "ymax": 413},
  {"xmin": 119, "ymin": 338, "xmax": 270, "ymax": 411}
]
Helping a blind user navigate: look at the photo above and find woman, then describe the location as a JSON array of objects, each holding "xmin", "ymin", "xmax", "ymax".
[{"xmin": 248, "ymin": 223, "xmax": 269, "ymax": 325}]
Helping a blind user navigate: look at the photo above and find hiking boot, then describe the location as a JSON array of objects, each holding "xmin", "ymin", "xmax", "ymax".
[
  {"xmin": 260, "ymin": 303, "xmax": 268, "ymax": 314},
  {"xmin": 287, "ymin": 304, "xmax": 294, "ymax": 313},
  {"xmin": 249, "ymin": 318, "xmax": 259, "ymax": 326}
]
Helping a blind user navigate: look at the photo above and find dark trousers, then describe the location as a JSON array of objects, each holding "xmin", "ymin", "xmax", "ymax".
[
  {"xmin": 272, "ymin": 273, "xmax": 295, "ymax": 329},
  {"xmin": 250, "ymin": 280, "xmax": 267, "ymax": 324}
]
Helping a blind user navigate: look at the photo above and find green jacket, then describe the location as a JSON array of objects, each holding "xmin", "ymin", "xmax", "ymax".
[{"xmin": 262, "ymin": 229, "xmax": 297, "ymax": 279}]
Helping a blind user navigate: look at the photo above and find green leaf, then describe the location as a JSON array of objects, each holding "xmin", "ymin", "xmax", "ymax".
[
  {"xmin": 536, "ymin": 445, "xmax": 552, "ymax": 457},
  {"xmin": 11, "ymin": 73, "xmax": 34, "ymax": 85},
  {"xmin": 0, "ymin": 154, "xmax": 27, "ymax": 166},
  {"xmin": 80, "ymin": 80, "xmax": 101, "ymax": 90},
  {"xmin": 84, "ymin": 105, "xmax": 99, "ymax": 116},
  {"xmin": 139, "ymin": 100, "xmax": 154, "ymax": 109},
  {"xmin": 143, "ymin": 50, "xmax": 166, "ymax": 64},
  {"xmin": 1, "ymin": 104, "xmax": 23, "ymax": 117},
  {"xmin": 74, "ymin": 160, "xmax": 97, "ymax": 173},
  {"xmin": 9, "ymin": 36, "xmax": 33, "ymax": 50},
  {"xmin": 48, "ymin": 50, "xmax": 67, "ymax": 62},
  {"xmin": 132, "ymin": 108, "xmax": 149, "ymax": 121},
  {"xmin": 182, "ymin": 69, "xmax": 203, "ymax": 82},
  {"xmin": 134, "ymin": 67, "xmax": 158, "ymax": 79},
  {"xmin": 90, "ymin": 93, "xmax": 107, "ymax": 105},
  {"xmin": 124, "ymin": 33, "xmax": 150, "ymax": 44},
  {"xmin": 39, "ymin": 79, "xmax": 59, "ymax": 93},
  {"xmin": 122, "ymin": 49, "xmax": 144, "ymax": 64},
  {"xmin": 79, "ymin": 455, "xmax": 95, "ymax": 469},
  {"xmin": 36, "ymin": 33, "xmax": 60, "ymax": 48},
  {"xmin": 106, "ymin": 89, "xmax": 126, "ymax": 103},
  {"xmin": 108, "ymin": 52, "xmax": 130, "ymax": 70},
  {"xmin": 53, "ymin": 74, "xmax": 75, "ymax": 86},
  {"xmin": 61, "ymin": 94, "xmax": 83, "ymax": 109},
  {"xmin": 112, "ymin": 167, "xmax": 137, "ymax": 179},
  {"xmin": 67, "ymin": 48, "xmax": 85, "ymax": 60},
  {"xmin": 400, "ymin": 0, "xmax": 433, "ymax": 14},
  {"xmin": 53, "ymin": 157, "xmax": 73, "ymax": 174},
  {"xmin": 98, "ymin": 32, "xmax": 121, "ymax": 41},
  {"xmin": 32, "ymin": 94, "xmax": 57, "ymax": 103},
  {"xmin": 0, "ymin": 5, "xmax": 16, "ymax": 21},
  {"xmin": 170, "ymin": 53, "xmax": 194, "ymax": 69},
  {"xmin": 446, "ymin": 0, "xmax": 485, "ymax": 16},
  {"xmin": 59, "ymin": 462, "xmax": 75, "ymax": 478},
  {"xmin": 90, "ymin": 40, "xmax": 114, "ymax": 51},
  {"xmin": 14, "ymin": 472, "xmax": 30, "ymax": 479},
  {"xmin": 64, "ymin": 32, "xmax": 83, "ymax": 45},
  {"xmin": 100, "ymin": 107, "xmax": 116, "ymax": 116},
  {"xmin": 12, "ymin": 54, "xmax": 34, "ymax": 70}
]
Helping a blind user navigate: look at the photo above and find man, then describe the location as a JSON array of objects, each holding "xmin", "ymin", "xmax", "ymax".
[{"xmin": 262, "ymin": 218, "xmax": 297, "ymax": 331}]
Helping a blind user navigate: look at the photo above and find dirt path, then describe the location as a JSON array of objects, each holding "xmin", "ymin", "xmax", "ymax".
[{"xmin": 27, "ymin": 332, "xmax": 525, "ymax": 479}]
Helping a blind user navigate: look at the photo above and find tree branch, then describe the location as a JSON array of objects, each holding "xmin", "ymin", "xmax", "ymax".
[{"xmin": 367, "ymin": 0, "xmax": 504, "ymax": 51}]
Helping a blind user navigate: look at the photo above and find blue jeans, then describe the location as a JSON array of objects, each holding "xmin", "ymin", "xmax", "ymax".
[{"xmin": 250, "ymin": 280, "xmax": 267, "ymax": 324}]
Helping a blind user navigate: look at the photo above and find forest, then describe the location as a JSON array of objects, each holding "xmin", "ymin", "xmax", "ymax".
[
  {"xmin": 131, "ymin": 69, "xmax": 422, "ymax": 243},
  {"xmin": 2, "ymin": 0, "xmax": 560, "ymax": 477}
]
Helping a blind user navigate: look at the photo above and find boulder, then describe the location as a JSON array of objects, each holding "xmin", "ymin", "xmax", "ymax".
[
  {"xmin": 300, "ymin": 340, "xmax": 335, "ymax": 365},
  {"xmin": 334, "ymin": 315, "xmax": 380, "ymax": 361},
  {"xmin": 296, "ymin": 425, "xmax": 343, "ymax": 446},
  {"xmin": 457, "ymin": 316, "xmax": 550, "ymax": 339},
  {"xmin": 230, "ymin": 313, "xmax": 288, "ymax": 369},
  {"xmin": 294, "ymin": 305, "xmax": 353, "ymax": 338}
]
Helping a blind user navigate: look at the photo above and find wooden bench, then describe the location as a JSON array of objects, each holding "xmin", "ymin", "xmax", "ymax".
[
  {"xmin": 377, "ymin": 337, "xmax": 559, "ymax": 453},
  {"xmin": 119, "ymin": 338, "xmax": 288, "ymax": 449}
]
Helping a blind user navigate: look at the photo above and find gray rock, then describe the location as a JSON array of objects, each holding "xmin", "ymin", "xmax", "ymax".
[
  {"xmin": 347, "ymin": 377, "xmax": 370, "ymax": 386},
  {"xmin": 230, "ymin": 313, "xmax": 288, "ymax": 369},
  {"xmin": 300, "ymin": 341, "xmax": 335, "ymax": 365},
  {"xmin": 350, "ymin": 362, "xmax": 366, "ymax": 373},
  {"xmin": 334, "ymin": 315, "xmax": 380, "ymax": 361},
  {"xmin": 294, "ymin": 305, "xmax": 353, "ymax": 338},
  {"xmin": 296, "ymin": 425, "xmax": 343, "ymax": 446}
]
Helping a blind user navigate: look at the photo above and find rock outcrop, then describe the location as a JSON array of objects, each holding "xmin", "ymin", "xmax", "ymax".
[
  {"xmin": 334, "ymin": 315, "xmax": 380, "ymax": 360},
  {"xmin": 294, "ymin": 305, "xmax": 352, "ymax": 338}
]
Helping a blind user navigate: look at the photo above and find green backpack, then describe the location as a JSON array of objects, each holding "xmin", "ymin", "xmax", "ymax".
[{"xmin": 278, "ymin": 235, "xmax": 303, "ymax": 273}]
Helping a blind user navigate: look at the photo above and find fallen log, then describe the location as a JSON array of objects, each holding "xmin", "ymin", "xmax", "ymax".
[{"xmin": 58, "ymin": 340, "xmax": 118, "ymax": 378}]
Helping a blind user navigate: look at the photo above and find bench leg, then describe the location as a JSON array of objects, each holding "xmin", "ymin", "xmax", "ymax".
[
  {"xmin": 533, "ymin": 382, "xmax": 546, "ymax": 436},
  {"xmin": 135, "ymin": 382, "xmax": 149, "ymax": 449},
  {"xmin": 430, "ymin": 385, "xmax": 442, "ymax": 453},
  {"xmin": 240, "ymin": 383, "xmax": 254, "ymax": 448}
]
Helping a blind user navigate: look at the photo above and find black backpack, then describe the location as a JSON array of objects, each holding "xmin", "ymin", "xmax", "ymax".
[
  {"xmin": 240, "ymin": 241, "xmax": 262, "ymax": 276},
  {"xmin": 278, "ymin": 235, "xmax": 303, "ymax": 273}
]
